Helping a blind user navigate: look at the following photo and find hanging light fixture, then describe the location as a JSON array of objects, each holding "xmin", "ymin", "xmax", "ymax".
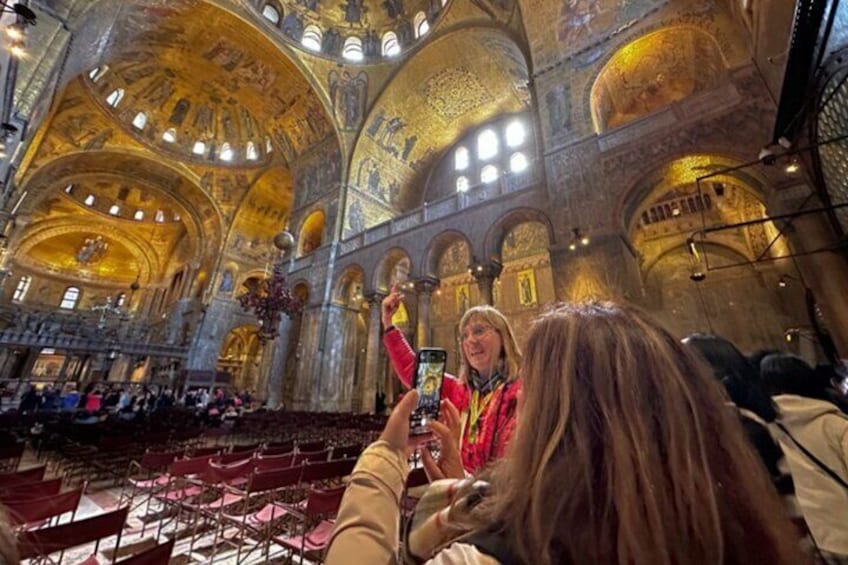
[
  {"xmin": 238, "ymin": 231, "xmax": 303, "ymax": 343},
  {"xmin": 568, "ymin": 227, "xmax": 590, "ymax": 251}
]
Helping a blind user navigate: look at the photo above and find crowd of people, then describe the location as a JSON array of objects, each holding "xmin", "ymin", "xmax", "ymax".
[
  {"xmin": 325, "ymin": 289, "xmax": 848, "ymax": 564},
  {"xmin": 9, "ymin": 381, "xmax": 256, "ymax": 425}
]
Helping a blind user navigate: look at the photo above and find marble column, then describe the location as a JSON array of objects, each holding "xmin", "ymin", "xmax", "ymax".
[
  {"xmin": 362, "ymin": 292, "xmax": 386, "ymax": 414},
  {"xmin": 470, "ymin": 261, "xmax": 503, "ymax": 305},
  {"xmin": 415, "ymin": 278, "xmax": 439, "ymax": 348},
  {"xmin": 262, "ymin": 315, "xmax": 293, "ymax": 409}
]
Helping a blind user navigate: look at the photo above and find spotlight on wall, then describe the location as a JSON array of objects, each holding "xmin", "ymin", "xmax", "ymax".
[
  {"xmin": 569, "ymin": 227, "xmax": 589, "ymax": 251},
  {"xmin": 777, "ymin": 274, "xmax": 797, "ymax": 288},
  {"xmin": 784, "ymin": 159, "xmax": 801, "ymax": 174},
  {"xmin": 784, "ymin": 328, "xmax": 799, "ymax": 342}
]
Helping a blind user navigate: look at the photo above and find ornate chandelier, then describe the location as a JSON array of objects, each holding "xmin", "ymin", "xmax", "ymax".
[{"xmin": 238, "ymin": 231, "xmax": 303, "ymax": 343}]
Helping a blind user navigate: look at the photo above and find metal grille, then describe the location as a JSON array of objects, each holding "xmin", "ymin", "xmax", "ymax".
[{"xmin": 817, "ymin": 65, "xmax": 848, "ymax": 234}]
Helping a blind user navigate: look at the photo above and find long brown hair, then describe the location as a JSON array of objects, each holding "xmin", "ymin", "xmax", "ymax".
[
  {"xmin": 457, "ymin": 305, "xmax": 521, "ymax": 384},
  {"xmin": 474, "ymin": 302, "xmax": 804, "ymax": 565}
]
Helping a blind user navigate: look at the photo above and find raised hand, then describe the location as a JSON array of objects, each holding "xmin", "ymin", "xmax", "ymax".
[{"xmin": 381, "ymin": 284, "xmax": 402, "ymax": 329}]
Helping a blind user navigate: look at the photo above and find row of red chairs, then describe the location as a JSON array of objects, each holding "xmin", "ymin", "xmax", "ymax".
[
  {"xmin": 127, "ymin": 449, "xmax": 359, "ymax": 563},
  {"xmin": 16, "ymin": 506, "xmax": 175, "ymax": 564}
]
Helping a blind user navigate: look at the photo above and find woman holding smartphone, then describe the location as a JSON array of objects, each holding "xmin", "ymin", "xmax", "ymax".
[{"xmin": 381, "ymin": 286, "xmax": 522, "ymax": 474}]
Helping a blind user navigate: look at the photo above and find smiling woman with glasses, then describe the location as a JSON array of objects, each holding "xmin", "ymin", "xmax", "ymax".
[{"xmin": 381, "ymin": 286, "xmax": 522, "ymax": 474}]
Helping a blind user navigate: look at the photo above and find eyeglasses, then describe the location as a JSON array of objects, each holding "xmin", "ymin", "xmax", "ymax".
[{"xmin": 460, "ymin": 324, "xmax": 496, "ymax": 343}]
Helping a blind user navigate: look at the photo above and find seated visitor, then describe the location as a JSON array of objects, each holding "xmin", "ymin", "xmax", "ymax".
[
  {"xmin": 327, "ymin": 302, "xmax": 803, "ymax": 565},
  {"xmin": 761, "ymin": 352, "xmax": 848, "ymax": 562},
  {"xmin": 381, "ymin": 286, "xmax": 521, "ymax": 473}
]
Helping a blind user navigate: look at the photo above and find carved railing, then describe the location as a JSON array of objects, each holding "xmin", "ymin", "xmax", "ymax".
[{"xmin": 0, "ymin": 304, "xmax": 189, "ymax": 358}]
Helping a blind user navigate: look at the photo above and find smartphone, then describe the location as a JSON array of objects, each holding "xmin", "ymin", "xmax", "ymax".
[{"xmin": 410, "ymin": 347, "xmax": 447, "ymax": 435}]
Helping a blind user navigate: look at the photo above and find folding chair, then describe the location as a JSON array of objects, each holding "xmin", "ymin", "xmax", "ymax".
[
  {"xmin": 114, "ymin": 538, "xmax": 175, "ymax": 565},
  {"xmin": 220, "ymin": 465, "xmax": 304, "ymax": 563},
  {"xmin": 292, "ymin": 449, "xmax": 330, "ymax": 466},
  {"xmin": 153, "ymin": 455, "xmax": 213, "ymax": 537},
  {"xmin": 6, "ymin": 487, "xmax": 84, "ymax": 531},
  {"xmin": 0, "ymin": 477, "xmax": 63, "ymax": 503},
  {"xmin": 16, "ymin": 506, "xmax": 128, "ymax": 564},
  {"xmin": 259, "ymin": 446, "xmax": 292, "ymax": 457},
  {"xmin": 118, "ymin": 450, "xmax": 181, "ymax": 527},
  {"xmin": 0, "ymin": 464, "xmax": 46, "ymax": 487},
  {"xmin": 273, "ymin": 486, "xmax": 346, "ymax": 565},
  {"xmin": 254, "ymin": 452, "xmax": 294, "ymax": 472},
  {"xmin": 299, "ymin": 459, "xmax": 356, "ymax": 490}
]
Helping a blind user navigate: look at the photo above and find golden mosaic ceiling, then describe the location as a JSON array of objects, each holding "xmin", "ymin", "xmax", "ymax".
[
  {"xmin": 101, "ymin": 0, "xmax": 335, "ymax": 164},
  {"xmin": 345, "ymin": 26, "xmax": 529, "ymax": 232},
  {"xmin": 24, "ymin": 232, "xmax": 143, "ymax": 284},
  {"xmin": 261, "ymin": 0, "xmax": 449, "ymax": 61}
]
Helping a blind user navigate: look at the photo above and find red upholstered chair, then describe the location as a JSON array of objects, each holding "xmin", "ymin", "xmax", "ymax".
[
  {"xmin": 291, "ymin": 449, "xmax": 329, "ymax": 467},
  {"xmin": 16, "ymin": 506, "xmax": 128, "ymax": 564},
  {"xmin": 6, "ymin": 487, "xmax": 84, "ymax": 531},
  {"xmin": 273, "ymin": 486, "xmax": 346, "ymax": 565},
  {"xmin": 114, "ymin": 538, "xmax": 175, "ymax": 565},
  {"xmin": 119, "ymin": 450, "xmax": 182, "ymax": 532},
  {"xmin": 254, "ymin": 452, "xmax": 295, "ymax": 472},
  {"xmin": 221, "ymin": 465, "xmax": 305, "ymax": 563},
  {"xmin": 0, "ymin": 477, "xmax": 63, "ymax": 503},
  {"xmin": 0, "ymin": 464, "xmax": 46, "ymax": 487},
  {"xmin": 296, "ymin": 440, "xmax": 326, "ymax": 453}
]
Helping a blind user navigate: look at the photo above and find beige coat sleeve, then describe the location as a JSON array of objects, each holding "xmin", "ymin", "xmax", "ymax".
[
  {"xmin": 326, "ymin": 440, "xmax": 410, "ymax": 565},
  {"xmin": 326, "ymin": 441, "xmax": 500, "ymax": 565}
]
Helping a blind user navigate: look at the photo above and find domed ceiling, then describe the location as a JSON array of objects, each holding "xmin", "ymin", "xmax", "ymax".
[
  {"xmin": 92, "ymin": 0, "xmax": 336, "ymax": 165},
  {"xmin": 257, "ymin": 0, "xmax": 450, "ymax": 61},
  {"xmin": 24, "ymin": 232, "xmax": 142, "ymax": 284}
]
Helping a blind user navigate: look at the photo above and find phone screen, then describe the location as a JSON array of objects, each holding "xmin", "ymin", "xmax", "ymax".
[{"xmin": 411, "ymin": 348, "xmax": 446, "ymax": 434}]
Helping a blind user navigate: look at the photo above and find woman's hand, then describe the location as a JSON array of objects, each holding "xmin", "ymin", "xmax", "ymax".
[
  {"xmin": 381, "ymin": 285, "xmax": 402, "ymax": 329},
  {"xmin": 421, "ymin": 400, "xmax": 465, "ymax": 481},
  {"xmin": 379, "ymin": 390, "xmax": 429, "ymax": 455}
]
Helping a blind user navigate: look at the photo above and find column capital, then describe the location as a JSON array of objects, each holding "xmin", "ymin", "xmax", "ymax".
[
  {"xmin": 364, "ymin": 291, "xmax": 387, "ymax": 306},
  {"xmin": 469, "ymin": 259, "xmax": 503, "ymax": 283},
  {"xmin": 414, "ymin": 277, "xmax": 440, "ymax": 295}
]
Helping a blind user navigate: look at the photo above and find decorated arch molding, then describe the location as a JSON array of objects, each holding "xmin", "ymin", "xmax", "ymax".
[
  {"xmin": 17, "ymin": 151, "xmax": 222, "ymax": 254},
  {"xmin": 420, "ymin": 229, "xmax": 473, "ymax": 279},
  {"xmin": 372, "ymin": 247, "xmax": 413, "ymax": 292},
  {"xmin": 333, "ymin": 264, "xmax": 365, "ymax": 305},
  {"xmin": 483, "ymin": 207, "xmax": 556, "ymax": 261},
  {"xmin": 14, "ymin": 218, "xmax": 161, "ymax": 284}
]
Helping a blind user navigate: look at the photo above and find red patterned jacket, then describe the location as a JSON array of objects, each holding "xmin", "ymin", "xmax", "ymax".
[{"xmin": 382, "ymin": 327, "xmax": 519, "ymax": 473}]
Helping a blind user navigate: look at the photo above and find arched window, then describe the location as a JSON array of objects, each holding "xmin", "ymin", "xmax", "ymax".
[
  {"xmin": 106, "ymin": 88, "xmax": 124, "ymax": 107},
  {"xmin": 414, "ymin": 12, "xmax": 429, "ymax": 37},
  {"xmin": 84, "ymin": 194, "xmax": 95, "ymax": 206},
  {"xmin": 455, "ymin": 146, "xmax": 469, "ymax": 171},
  {"xmin": 477, "ymin": 129, "xmax": 498, "ymax": 160},
  {"xmin": 162, "ymin": 128, "xmax": 177, "ymax": 143},
  {"xmin": 173, "ymin": 212, "xmax": 181, "ymax": 221},
  {"xmin": 134, "ymin": 210, "xmax": 144, "ymax": 221},
  {"xmin": 302, "ymin": 25, "xmax": 323, "ymax": 51},
  {"xmin": 382, "ymin": 31, "xmax": 400, "ymax": 56},
  {"xmin": 116, "ymin": 293, "xmax": 126, "ymax": 307},
  {"xmin": 132, "ymin": 112, "xmax": 147, "ymax": 130},
  {"xmin": 219, "ymin": 142, "xmax": 234, "ymax": 161},
  {"xmin": 192, "ymin": 140, "xmax": 207, "ymax": 155},
  {"xmin": 456, "ymin": 176, "xmax": 469, "ymax": 193},
  {"xmin": 108, "ymin": 204, "xmax": 121, "ymax": 216},
  {"xmin": 59, "ymin": 287, "xmax": 80, "ymax": 310},
  {"xmin": 505, "ymin": 120, "xmax": 526, "ymax": 147},
  {"xmin": 13, "ymin": 276, "xmax": 31, "ymax": 302},
  {"xmin": 481, "ymin": 164, "xmax": 499, "ymax": 184},
  {"xmin": 64, "ymin": 184, "xmax": 74, "ymax": 194},
  {"xmin": 88, "ymin": 66, "xmax": 108, "ymax": 82},
  {"xmin": 342, "ymin": 36, "xmax": 364, "ymax": 61},
  {"xmin": 155, "ymin": 210, "xmax": 165, "ymax": 223},
  {"xmin": 265, "ymin": 137, "xmax": 274, "ymax": 153},
  {"xmin": 261, "ymin": 4, "xmax": 280, "ymax": 24},
  {"xmin": 245, "ymin": 141, "xmax": 258, "ymax": 160},
  {"xmin": 510, "ymin": 152, "xmax": 528, "ymax": 173}
]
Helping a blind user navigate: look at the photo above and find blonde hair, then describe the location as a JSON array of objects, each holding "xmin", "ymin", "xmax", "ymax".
[
  {"xmin": 457, "ymin": 305, "xmax": 521, "ymax": 384},
  {"xmin": 473, "ymin": 302, "xmax": 803, "ymax": 565}
]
